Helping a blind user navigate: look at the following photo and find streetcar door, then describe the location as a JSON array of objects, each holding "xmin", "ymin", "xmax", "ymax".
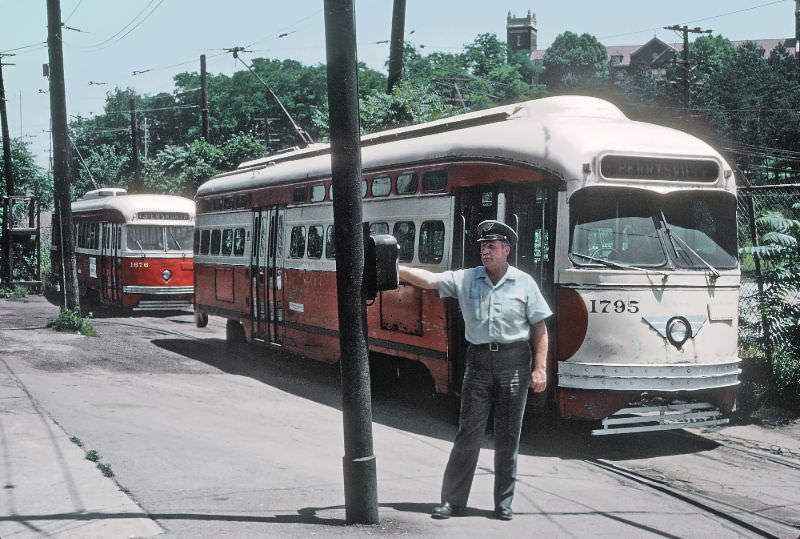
[
  {"xmin": 507, "ymin": 183, "xmax": 558, "ymax": 307},
  {"xmin": 449, "ymin": 185, "xmax": 500, "ymax": 392},
  {"xmin": 100, "ymin": 222, "xmax": 122, "ymax": 305},
  {"xmin": 251, "ymin": 210, "xmax": 269, "ymax": 341},
  {"xmin": 266, "ymin": 206, "xmax": 286, "ymax": 345},
  {"xmin": 251, "ymin": 206, "xmax": 285, "ymax": 345}
]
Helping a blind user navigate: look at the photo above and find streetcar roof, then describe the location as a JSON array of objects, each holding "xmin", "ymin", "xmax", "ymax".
[
  {"xmin": 72, "ymin": 194, "xmax": 196, "ymax": 223},
  {"xmin": 197, "ymin": 95, "xmax": 735, "ymax": 197}
]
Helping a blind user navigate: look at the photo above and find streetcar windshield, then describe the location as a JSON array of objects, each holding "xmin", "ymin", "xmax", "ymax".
[
  {"xmin": 569, "ymin": 187, "xmax": 737, "ymax": 270},
  {"xmin": 661, "ymin": 191, "xmax": 738, "ymax": 269},
  {"xmin": 166, "ymin": 226, "xmax": 194, "ymax": 251},
  {"xmin": 570, "ymin": 188, "xmax": 666, "ymax": 267},
  {"xmin": 127, "ymin": 225, "xmax": 194, "ymax": 252}
]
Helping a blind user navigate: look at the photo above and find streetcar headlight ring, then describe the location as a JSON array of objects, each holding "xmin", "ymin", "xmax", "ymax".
[
  {"xmin": 666, "ymin": 316, "xmax": 691, "ymax": 348},
  {"xmin": 161, "ymin": 269, "xmax": 173, "ymax": 281}
]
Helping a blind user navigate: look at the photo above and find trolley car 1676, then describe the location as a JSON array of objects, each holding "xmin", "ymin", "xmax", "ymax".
[
  {"xmin": 193, "ymin": 96, "xmax": 740, "ymax": 434},
  {"xmin": 71, "ymin": 188, "xmax": 196, "ymax": 311}
]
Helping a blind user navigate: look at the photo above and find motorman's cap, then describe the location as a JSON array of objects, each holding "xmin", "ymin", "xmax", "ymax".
[{"xmin": 477, "ymin": 220, "xmax": 518, "ymax": 246}]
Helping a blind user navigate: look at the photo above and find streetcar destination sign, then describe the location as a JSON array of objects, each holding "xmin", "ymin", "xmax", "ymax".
[{"xmin": 600, "ymin": 155, "xmax": 719, "ymax": 182}]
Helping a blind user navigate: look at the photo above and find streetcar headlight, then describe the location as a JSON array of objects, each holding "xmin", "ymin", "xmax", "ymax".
[
  {"xmin": 161, "ymin": 269, "xmax": 173, "ymax": 281},
  {"xmin": 666, "ymin": 317, "xmax": 691, "ymax": 348}
]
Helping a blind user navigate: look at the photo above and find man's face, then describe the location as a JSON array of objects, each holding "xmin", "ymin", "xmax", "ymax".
[{"xmin": 480, "ymin": 240, "xmax": 510, "ymax": 271}]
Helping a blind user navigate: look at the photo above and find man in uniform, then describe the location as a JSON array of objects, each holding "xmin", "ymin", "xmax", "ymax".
[{"xmin": 399, "ymin": 220, "xmax": 551, "ymax": 521}]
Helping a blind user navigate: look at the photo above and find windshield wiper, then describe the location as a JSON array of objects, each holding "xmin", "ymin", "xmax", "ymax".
[
  {"xmin": 569, "ymin": 251, "xmax": 668, "ymax": 277},
  {"xmin": 659, "ymin": 212, "xmax": 720, "ymax": 281},
  {"xmin": 167, "ymin": 228, "xmax": 182, "ymax": 250}
]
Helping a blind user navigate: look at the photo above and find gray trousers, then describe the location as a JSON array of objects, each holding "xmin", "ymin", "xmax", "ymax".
[{"xmin": 441, "ymin": 342, "xmax": 531, "ymax": 510}]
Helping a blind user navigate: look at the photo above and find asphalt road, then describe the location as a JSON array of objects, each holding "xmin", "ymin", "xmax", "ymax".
[{"xmin": 1, "ymin": 296, "xmax": 799, "ymax": 538}]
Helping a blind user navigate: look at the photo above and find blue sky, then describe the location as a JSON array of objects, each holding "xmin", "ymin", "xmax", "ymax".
[{"xmin": 0, "ymin": 0, "xmax": 795, "ymax": 167}]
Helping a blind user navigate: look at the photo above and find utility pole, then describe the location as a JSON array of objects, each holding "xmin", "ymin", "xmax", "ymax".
[
  {"xmin": 200, "ymin": 54, "xmax": 210, "ymax": 142},
  {"xmin": 129, "ymin": 95, "xmax": 143, "ymax": 193},
  {"xmin": 0, "ymin": 54, "xmax": 16, "ymax": 287},
  {"xmin": 387, "ymin": 0, "xmax": 406, "ymax": 93},
  {"xmin": 664, "ymin": 25, "xmax": 712, "ymax": 123},
  {"xmin": 795, "ymin": 0, "xmax": 800, "ymax": 69},
  {"xmin": 47, "ymin": 0, "xmax": 80, "ymax": 310},
  {"xmin": 323, "ymin": 0, "xmax": 379, "ymax": 525}
]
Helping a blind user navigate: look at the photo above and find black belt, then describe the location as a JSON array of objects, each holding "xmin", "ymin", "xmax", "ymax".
[{"xmin": 471, "ymin": 341, "xmax": 529, "ymax": 352}]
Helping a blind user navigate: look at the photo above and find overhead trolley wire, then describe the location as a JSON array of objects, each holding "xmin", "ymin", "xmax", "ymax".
[{"xmin": 85, "ymin": 0, "xmax": 164, "ymax": 51}]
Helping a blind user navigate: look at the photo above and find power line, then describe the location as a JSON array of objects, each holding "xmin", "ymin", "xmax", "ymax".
[
  {"xmin": 63, "ymin": 0, "xmax": 84, "ymax": 24},
  {"xmin": 600, "ymin": 0, "xmax": 788, "ymax": 40},
  {"xmin": 86, "ymin": 0, "xmax": 164, "ymax": 51}
]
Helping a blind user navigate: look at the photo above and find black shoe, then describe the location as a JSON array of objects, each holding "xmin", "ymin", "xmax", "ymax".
[
  {"xmin": 494, "ymin": 506, "xmax": 513, "ymax": 520},
  {"xmin": 431, "ymin": 502, "xmax": 461, "ymax": 519}
]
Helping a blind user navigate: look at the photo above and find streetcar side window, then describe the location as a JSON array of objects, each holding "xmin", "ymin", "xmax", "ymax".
[
  {"xmin": 193, "ymin": 230, "xmax": 200, "ymax": 254},
  {"xmin": 221, "ymin": 229, "xmax": 233, "ymax": 256},
  {"xmin": 293, "ymin": 187, "xmax": 308, "ymax": 203},
  {"xmin": 325, "ymin": 225, "xmax": 336, "ymax": 259},
  {"xmin": 396, "ymin": 173, "xmax": 418, "ymax": 195},
  {"xmin": 372, "ymin": 176, "xmax": 391, "ymax": 197},
  {"xmin": 235, "ymin": 194, "xmax": 247, "ymax": 209},
  {"xmin": 422, "ymin": 170, "xmax": 448, "ymax": 192},
  {"xmin": 233, "ymin": 228, "xmax": 246, "ymax": 256},
  {"xmin": 311, "ymin": 185, "xmax": 326, "ymax": 203},
  {"xmin": 419, "ymin": 220, "xmax": 445, "ymax": 264},
  {"xmin": 289, "ymin": 226, "xmax": 306, "ymax": 258},
  {"xmin": 361, "ymin": 178, "xmax": 367, "ymax": 198},
  {"xmin": 91, "ymin": 223, "xmax": 99, "ymax": 250},
  {"xmin": 213, "ymin": 198, "xmax": 223, "ymax": 211},
  {"xmin": 210, "ymin": 229, "xmax": 222, "ymax": 255},
  {"xmin": 200, "ymin": 230, "xmax": 211, "ymax": 255},
  {"xmin": 393, "ymin": 221, "xmax": 416, "ymax": 262},
  {"xmin": 223, "ymin": 196, "xmax": 234, "ymax": 210},
  {"xmin": 369, "ymin": 222, "xmax": 389, "ymax": 236},
  {"xmin": 307, "ymin": 225, "xmax": 324, "ymax": 259}
]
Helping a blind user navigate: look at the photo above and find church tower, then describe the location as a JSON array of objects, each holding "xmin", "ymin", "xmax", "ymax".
[{"xmin": 506, "ymin": 10, "xmax": 537, "ymax": 55}]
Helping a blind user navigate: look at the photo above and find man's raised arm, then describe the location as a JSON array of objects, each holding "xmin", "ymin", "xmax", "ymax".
[{"xmin": 398, "ymin": 265, "xmax": 441, "ymax": 290}]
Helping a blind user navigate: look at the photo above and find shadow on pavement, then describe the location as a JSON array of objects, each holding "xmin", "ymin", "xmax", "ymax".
[{"xmin": 152, "ymin": 337, "xmax": 719, "ymax": 462}]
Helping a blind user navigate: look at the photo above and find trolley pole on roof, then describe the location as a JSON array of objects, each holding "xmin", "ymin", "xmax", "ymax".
[{"xmin": 323, "ymin": 0, "xmax": 379, "ymax": 525}]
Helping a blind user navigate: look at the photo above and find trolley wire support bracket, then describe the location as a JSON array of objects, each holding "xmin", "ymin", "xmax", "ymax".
[{"xmin": 592, "ymin": 402, "xmax": 729, "ymax": 436}]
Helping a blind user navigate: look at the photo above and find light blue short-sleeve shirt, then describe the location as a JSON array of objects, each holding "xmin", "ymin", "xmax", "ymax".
[{"xmin": 437, "ymin": 265, "xmax": 552, "ymax": 345}]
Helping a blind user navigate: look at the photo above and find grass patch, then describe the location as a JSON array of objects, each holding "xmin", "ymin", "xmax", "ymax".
[
  {"xmin": 69, "ymin": 436, "xmax": 83, "ymax": 448},
  {"xmin": 97, "ymin": 463, "xmax": 114, "ymax": 477},
  {"xmin": 84, "ymin": 449, "xmax": 100, "ymax": 462},
  {"xmin": 47, "ymin": 308, "xmax": 96, "ymax": 336}
]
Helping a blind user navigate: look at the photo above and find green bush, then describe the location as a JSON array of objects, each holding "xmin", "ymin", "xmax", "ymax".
[
  {"xmin": 740, "ymin": 203, "xmax": 800, "ymax": 410},
  {"xmin": 0, "ymin": 285, "xmax": 28, "ymax": 299},
  {"xmin": 47, "ymin": 308, "xmax": 96, "ymax": 336}
]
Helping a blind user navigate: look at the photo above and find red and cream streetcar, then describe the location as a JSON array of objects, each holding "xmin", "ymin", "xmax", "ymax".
[
  {"xmin": 72, "ymin": 188, "xmax": 195, "ymax": 311},
  {"xmin": 193, "ymin": 96, "xmax": 740, "ymax": 433}
]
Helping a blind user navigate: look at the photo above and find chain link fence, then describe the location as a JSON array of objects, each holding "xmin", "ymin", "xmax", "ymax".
[{"xmin": 737, "ymin": 184, "xmax": 800, "ymax": 355}]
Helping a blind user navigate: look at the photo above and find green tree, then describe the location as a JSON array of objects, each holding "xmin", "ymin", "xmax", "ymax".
[
  {"xmin": 359, "ymin": 79, "xmax": 455, "ymax": 133},
  {"xmin": 463, "ymin": 33, "xmax": 507, "ymax": 77},
  {"xmin": 541, "ymin": 31, "xmax": 609, "ymax": 89},
  {"xmin": 0, "ymin": 139, "xmax": 52, "ymax": 208},
  {"xmin": 71, "ymin": 144, "xmax": 129, "ymax": 199}
]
